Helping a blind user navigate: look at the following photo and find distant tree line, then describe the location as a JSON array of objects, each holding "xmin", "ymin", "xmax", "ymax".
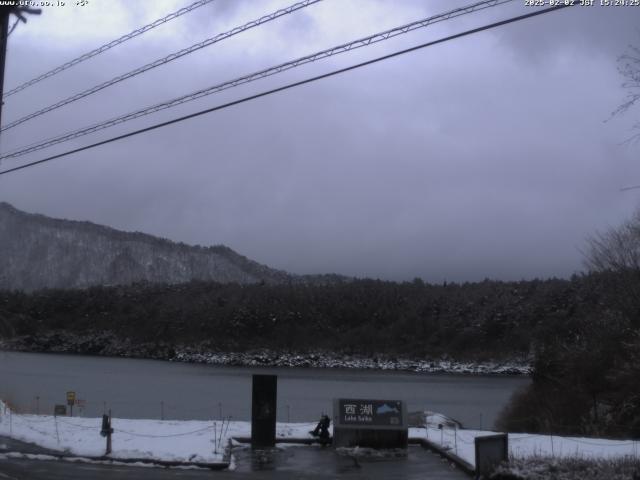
[{"xmin": 0, "ymin": 275, "xmax": 601, "ymax": 360}]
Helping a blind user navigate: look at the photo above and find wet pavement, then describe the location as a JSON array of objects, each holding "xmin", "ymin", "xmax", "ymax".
[
  {"xmin": 0, "ymin": 440, "xmax": 468, "ymax": 479},
  {"xmin": 230, "ymin": 445, "xmax": 468, "ymax": 478},
  {"xmin": 0, "ymin": 437, "xmax": 63, "ymax": 456}
]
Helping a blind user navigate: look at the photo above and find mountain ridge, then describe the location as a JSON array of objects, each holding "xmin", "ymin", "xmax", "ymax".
[{"xmin": 0, "ymin": 201, "xmax": 298, "ymax": 291}]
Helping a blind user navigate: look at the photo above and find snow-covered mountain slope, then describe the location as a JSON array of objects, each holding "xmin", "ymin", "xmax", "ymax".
[{"xmin": 0, "ymin": 202, "xmax": 292, "ymax": 291}]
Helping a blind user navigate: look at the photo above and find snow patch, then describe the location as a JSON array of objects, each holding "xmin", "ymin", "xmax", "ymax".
[
  {"xmin": 0, "ymin": 399, "xmax": 319, "ymax": 465},
  {"xmin": 422, "ymin": 424, "xmax": 640, "ymax": 469}
]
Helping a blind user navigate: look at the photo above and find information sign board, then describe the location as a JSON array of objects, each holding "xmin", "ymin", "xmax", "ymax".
[
  {"xmin": 54, "ymin": 405, "xmax": 67, "ymax": 416},
  {"xmin": 338, "ymin": 399, "xmax": 403, "ymax": 427},
  {"xmin": 333, "ymin": 398, "xmax": 408, "ymax": 448}
]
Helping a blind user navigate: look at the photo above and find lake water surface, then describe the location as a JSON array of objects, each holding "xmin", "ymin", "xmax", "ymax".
[{"xmin": 0, "ymin": 351, "xmax": 528, "ymax": 429}]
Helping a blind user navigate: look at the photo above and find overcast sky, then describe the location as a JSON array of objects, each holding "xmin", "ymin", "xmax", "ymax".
[{"xmin": 1, "ymin": 0, "xmax": 640, "ymax": 282}]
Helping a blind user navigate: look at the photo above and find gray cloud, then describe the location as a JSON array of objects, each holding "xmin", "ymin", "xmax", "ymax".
[{"xmin": 2, "ymin": 0, "xmax": 640, "ymax": 282}]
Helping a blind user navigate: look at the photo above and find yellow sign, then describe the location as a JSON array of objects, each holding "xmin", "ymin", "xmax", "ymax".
[{"xmin": 66, "ymin": 391, "xmax": 76, "ymax": 405}]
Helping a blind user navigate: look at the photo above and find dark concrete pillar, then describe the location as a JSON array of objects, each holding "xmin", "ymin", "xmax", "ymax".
[{"xmin": 251, "ymin": 374, "xmax": 277, "ymax": 448}]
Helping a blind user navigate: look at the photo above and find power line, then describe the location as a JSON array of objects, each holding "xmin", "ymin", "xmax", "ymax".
[
  {"xmin": 0, "ymin": 0, "xmax": 322, "ymax": 133},
  {"xmin": 0, "ymin": 0, "xmax": 513, "ymax": 161},
  {"xmin": 0, "ymin": 3, "xmax": 575, "ymax": 178},
  {"xmin": 3, "ymin": 0, "xmax": 217, "ymax": 99}
]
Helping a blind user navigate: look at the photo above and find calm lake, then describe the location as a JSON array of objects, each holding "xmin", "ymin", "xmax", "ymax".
[{"xmin": 0, "ymin": 351, "xmax": 528, "ymax": 429}]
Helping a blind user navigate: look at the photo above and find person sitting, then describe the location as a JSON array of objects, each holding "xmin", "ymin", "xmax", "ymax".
[{"xmin": 310, "ymin": 414, "xmax": 331, "ymax": 440}]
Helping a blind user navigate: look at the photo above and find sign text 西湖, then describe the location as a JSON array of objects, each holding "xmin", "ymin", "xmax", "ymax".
[{"xmin": 338, "ymin": 399, "xmax": 403, "ymax": 426}]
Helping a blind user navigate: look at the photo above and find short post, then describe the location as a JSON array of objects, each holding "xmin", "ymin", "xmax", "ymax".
[
  {"xmin": 54, "ymin": 414, "xmax": 60, "ymax": 445},
  {"xmin": 107, "ymin": 411, "xmax": 112, "ymax": 455},
  {"xmin": 101, "ymin": 410, "xmax": 114, "ymax": 455},
  {"xmin": 454, "ymin": 425, "xmax": 458, "ymax": 455},
  {"xmin": 66, "ymin": 391, "xmax": 76, "ymax": 418},
  {"xmin": 52, "ymin": 405, "xmax": 65, "ymax": 446},
  {"xmin": 213, "ymin": 422, "xmax": 218, "ymax": 454},
  {"xmin": 425, "ymin": 412, "xmax": 429, "ymax": 440}
]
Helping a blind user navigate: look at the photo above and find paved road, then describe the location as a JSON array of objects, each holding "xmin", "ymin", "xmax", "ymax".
[{"xmin": 0, "ymin": 443, "xmax": 467, "ymax": 479}]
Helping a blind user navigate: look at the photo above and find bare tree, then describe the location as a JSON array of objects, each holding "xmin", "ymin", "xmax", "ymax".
[
  {"xmin": 611, "ymin": 43, "xmax": 640, "ymax": 142},
  {"xmin": 585, "ymin": 211, "xmax": 640, "ymax": 327},
  {"xmin": 586, "ymin": 211, "xmax": 640, "ymax": 271},
  {"xmin": 614, "ymin": 45, "xmax": 640, "ymax": 114}
]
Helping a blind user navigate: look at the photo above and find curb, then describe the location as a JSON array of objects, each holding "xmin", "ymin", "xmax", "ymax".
[
  {"xmin": 415, "ymin": 438, "xmax": 475, "ymax": 476},
  {"xmin": 0, "ymin": 450, "xmax": 230, "ymax": 470},
  {"xmin": 232, "ymin": 436, "xmax": 331, "ymax": 445}
]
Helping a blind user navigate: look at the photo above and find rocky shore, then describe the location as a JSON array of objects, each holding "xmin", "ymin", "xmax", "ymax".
[
  {"xmin": 172, "ymin": 349, "xmax": 530, "ymax": 375},
  {"xmin": 0, "ymin": 330, "xmax": 530, "ymax": 375}
]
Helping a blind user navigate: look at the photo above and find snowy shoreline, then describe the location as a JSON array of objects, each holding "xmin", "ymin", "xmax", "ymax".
[
  {"xmin": 170, "ymin": 349, "xmax": 531, "ymax": 375},
  {"xmin": 0, "ymin": 333, "xmax": 531, "ymax": 375}
]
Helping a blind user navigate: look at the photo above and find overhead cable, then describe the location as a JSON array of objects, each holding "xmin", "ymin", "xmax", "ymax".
[
  {"xmin": 0, "ymin": 3, "xmax": 576, "ymax": 178},
  {"xmin": 3, "ymin": 0, "xmax": 217, "ymax": 98},
  {"xmin": 0, "ymin": 0, "xmax": 513, "ymax": 159},
  {"xmin": 1, "ymin": 0, "xmax": 322, "ymax": 133}
]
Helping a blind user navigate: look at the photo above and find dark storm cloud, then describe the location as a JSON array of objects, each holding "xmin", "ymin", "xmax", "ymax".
[{"xmin": 2, "ymin": 0, "xmax": 640, "ymax": 282}]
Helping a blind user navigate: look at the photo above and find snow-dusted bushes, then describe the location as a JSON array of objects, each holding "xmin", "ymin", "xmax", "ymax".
[{"xmin": 490, "ymin": 456, "xmax": 640, "ymax": 480}]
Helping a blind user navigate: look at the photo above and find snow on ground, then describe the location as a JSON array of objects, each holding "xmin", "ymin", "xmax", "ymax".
[
  {"xmin": 3, "ymin": 398, "xmax": 639, "ymax": 470},
  {"xmin": 0, "ymin": 400, "xmax": 319, "ymax": 464},
  {"xmin": 0, "ymin": 452, "xmax": 158, "ymax": 468},
  {"xmin": 494, "ymin": 456, "xmax": 640, "ymax": 480},
  {"xmin": 423, "ymin": 424, "xmax": 640, "ymax": 468}
]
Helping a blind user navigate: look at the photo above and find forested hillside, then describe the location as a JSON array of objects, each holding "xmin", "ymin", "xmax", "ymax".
[
  {"xmin": 0, "ymin": 202, "xmax": 293, "ymax": 291},
  {"xmin": 0, "ymin": 275, "xmax": 602, "ymax": 360}
]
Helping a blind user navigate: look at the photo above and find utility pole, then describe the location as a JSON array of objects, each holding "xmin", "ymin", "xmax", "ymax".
[
  {"xmin": 0, "ymin": 4, "xmax": 41, "ymax": 128},
  {"xmin": 0, "ymin": 6, "xmax": 12, "ymax": 128}
]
